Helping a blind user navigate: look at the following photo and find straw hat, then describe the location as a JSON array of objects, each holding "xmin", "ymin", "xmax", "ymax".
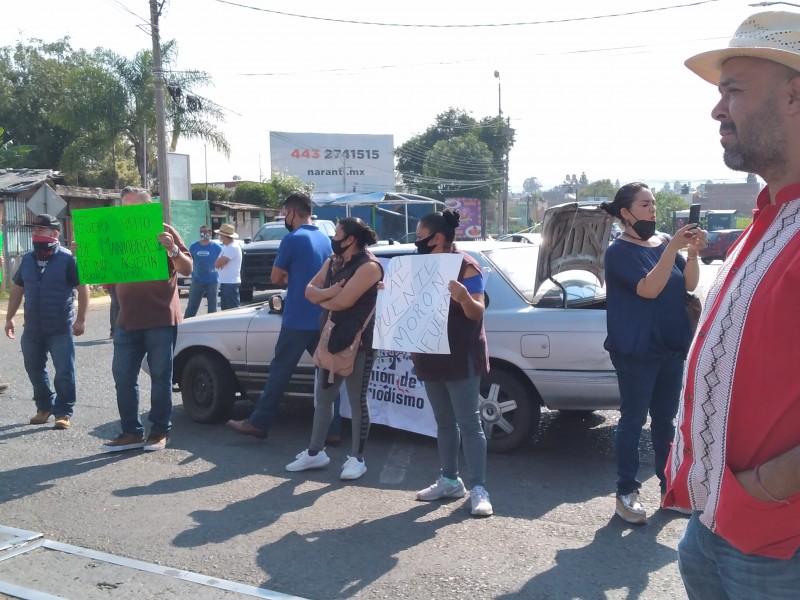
[
  {"xmin": 686, "ymin": 11, "xmax": 800, "ymax": 84},
  {"xmin": 214, "ymin": 223, "xmax": 239, "ymax": 238}
]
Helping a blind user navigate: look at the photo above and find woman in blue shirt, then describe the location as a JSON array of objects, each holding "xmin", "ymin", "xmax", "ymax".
[{"xmin": 601, "ymin": 182, "xmax": 706, "ymax": 524}]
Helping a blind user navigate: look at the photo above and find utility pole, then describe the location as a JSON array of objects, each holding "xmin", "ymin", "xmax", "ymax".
[
  {"xmin": 150, "ymin": 0, "xmax": 171, "ymax": 224},
  {"xmin": 494, "ymin": 70, "xmax": 509, "ymax": 236}
]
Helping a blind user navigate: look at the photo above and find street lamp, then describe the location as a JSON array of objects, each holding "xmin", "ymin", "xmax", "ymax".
[{"xmin": 494, "ymin": 70, "xmax": 509, "ymax": 236}]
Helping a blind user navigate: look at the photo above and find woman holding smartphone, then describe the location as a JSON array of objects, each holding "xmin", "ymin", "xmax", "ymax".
[{"xmin": 601, "ymin": 182, "xmax": 706, "ymax": 524}]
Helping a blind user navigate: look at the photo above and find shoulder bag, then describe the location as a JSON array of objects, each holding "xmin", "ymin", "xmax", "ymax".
[{"xmin": 313, "ymin": 307, "xmax": 375, "ymax": 384}]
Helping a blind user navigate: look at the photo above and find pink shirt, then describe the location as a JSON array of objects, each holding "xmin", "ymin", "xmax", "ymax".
[{"xmin": 665, "ymin": 184, "xmax": 800, "ymax": 559}]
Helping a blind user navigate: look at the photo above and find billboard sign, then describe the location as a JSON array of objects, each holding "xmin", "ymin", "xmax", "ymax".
[
  {"xmin": 270, "ymin": 131, "xmax": 395, "ymax": 193},
  {"xmin": 445, "ymin": 197, "xmax": 482, "ymax": 240}
]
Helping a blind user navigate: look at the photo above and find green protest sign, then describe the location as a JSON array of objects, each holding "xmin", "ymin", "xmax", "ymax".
[
  {"xmin": 0, "ymin": 232, "xmax": 3, "ymax": 282},
  {"xmin": 72, "ymin": 203, "xmax": 168, "ymax": 284}
]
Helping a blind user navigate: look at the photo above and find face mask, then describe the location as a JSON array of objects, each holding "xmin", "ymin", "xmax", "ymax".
[
  {"xmin": 415, "ymin": 234, "xmax": 436, "ymax": 255},
  {"xmin": 631, "ymin": 219, "xmax": 656, "ymax": 240},
  {"xmin": 32, "ymin": 234, "xmax": 58, "ymax": 259},
  {"xmin": 331, "ymin": 238, "xmax": 350, "ymax": 256},
  {"xmin": 284, "ymin": 211, "xmax": 294, "ymax": 232},
  {"xmin": 200, "ymin": 232, "xmax": 211, "ymax": 241}
]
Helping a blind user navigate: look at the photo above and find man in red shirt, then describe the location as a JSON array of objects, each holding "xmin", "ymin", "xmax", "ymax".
[{"xmin": 665, "ymin": 11, "xmax": 800, "ymax": 599}]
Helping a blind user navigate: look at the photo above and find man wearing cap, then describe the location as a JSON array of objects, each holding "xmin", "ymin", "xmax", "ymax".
[
  {"xmin": 214, "ymin": 222, "xmax": 242, "ymax": 310},
  {"xmin": 101, "ymin": 186, "xmax": 192, "ymax": 453},
  {"xmin": 4, "ymin": 214, "xmax": 89, "ymax": 430},
  {"xmin": 664, "ymin": 11, "xmax": 800, "ymax": 597},
  {"xmin": 184, "ymin": 224, "xmax": 223, "ymax": 318}
]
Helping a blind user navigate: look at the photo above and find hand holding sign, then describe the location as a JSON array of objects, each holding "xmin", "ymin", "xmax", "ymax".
[
  {"xmin": 72, "ymin": 203, "xmax": 169, "ymax": 284},
  {"xmin": 373, "ymin": 254, "xmax": 462, "ymax": 354}
]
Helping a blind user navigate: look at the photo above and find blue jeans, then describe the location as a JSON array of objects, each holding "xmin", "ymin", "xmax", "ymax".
[
  {"xmin": 249, "ymin": 327, "xmax": 321, "ymax": 431},
  {"xmin": 219, "ymin": 283, "xmax": 240, "ymax": 310},
  {"xmin": 611, "ymin": 352, "xmax": 684, "ymax": 495},
  {"xmin": 20, "ymin": 330, "xmax": 76, "ymax": 417},
  {"xmin": 184, "ymin": 279, "xmax": 218, "ymax": 318},
  {"xmin": 678, "ymin": 512, "xmax": 800, "ymax": 599},
  {"xmin": 112, "ymin": 325, "xmax": 176, "ymax": 436},
  {"xmin": 422, "ymin": 359, "xmax": 487, "ymax": 490}
]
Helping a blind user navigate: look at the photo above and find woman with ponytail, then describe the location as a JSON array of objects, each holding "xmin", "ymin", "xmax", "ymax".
[{"xmin": 411, "ymin": 209, "xmax": 493, "ymax": 517}]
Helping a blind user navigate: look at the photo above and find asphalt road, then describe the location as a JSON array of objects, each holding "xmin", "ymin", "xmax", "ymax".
[{"xmin": 0, "ymin": 267, "xmax": 722, "ymax": 599}]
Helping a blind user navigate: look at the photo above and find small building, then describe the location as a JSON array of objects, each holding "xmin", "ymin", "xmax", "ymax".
[{"xmin": 208, "ymin": 200, "xmax": 279, "ymax": 241}]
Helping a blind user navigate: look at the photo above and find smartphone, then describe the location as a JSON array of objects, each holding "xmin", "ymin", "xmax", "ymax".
[{"xmin": 688, "ymin": 203, "xmax": 701, "ymax": 225}]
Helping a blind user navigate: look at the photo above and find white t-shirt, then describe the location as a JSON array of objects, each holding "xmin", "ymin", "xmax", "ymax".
[{"xmin": 217, "ymin": 241, "xmax": 242, "ymax": 284}]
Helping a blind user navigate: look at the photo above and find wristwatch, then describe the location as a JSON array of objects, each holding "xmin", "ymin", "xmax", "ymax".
[{"xmin": 169, "ymin": 246, "xmax": 179, "ymax": 258}]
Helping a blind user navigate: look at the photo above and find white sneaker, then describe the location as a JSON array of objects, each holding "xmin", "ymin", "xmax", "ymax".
[
  {"xmin": 286, "ymin": 449, "xmax": 330, "ymax": 472},
  {"xmin": 416, "ymin": 476, "xmax": 466, "ymax": 501},
  {"xmin": 616, "ymin": 491, "xmax": 647, "ymax": 524},
  {"xmin": 470, "ymin": 486, "xmax": 493, "ymax": 517},
  {"xmin": 340, "ymin": 456, "xmax": 367, "ymax": 480}
]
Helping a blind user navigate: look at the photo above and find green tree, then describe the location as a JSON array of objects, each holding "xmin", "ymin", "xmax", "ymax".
[
  {"xmin": 395, "ymin": 107, "xmax": 512, "ymax": 200},
  {"xmin": 231, "ymin": 173, "xmax": 312, "ymax": 208},
  {"xmin": 523, "ymin": 176, "xmax": 542, "ymax": 195},
  {"xmin": 0, "ymin": 126, "xmax": 35, "ymax": 168},
  {"xmin": 654, "ymin": 191, "xmax": 689, "ymax": 232},
  {"xmin": 106, "ymin": 40, "xmax": 231, "ymax": 186},
  {"xmin": 423, "ymin": 133, "xmax": 498, "ymax": 200},
  {"xmin": 578, "ymin": 179, "xmax": 616, "ymax": 200},
  {"xmin": 0, "ymin": 38, "xmax": 85, "ymax": 168},
  {"xmin": 191, "ymin": 184, "xmax": 232, "ymax": 202}
]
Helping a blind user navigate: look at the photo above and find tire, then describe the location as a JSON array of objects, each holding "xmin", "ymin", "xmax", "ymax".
[
  {"xmin": 180, "ymin": 353, "xmax": 237, "ymax": 423},
  {"xmin": 701, "ymin": 257, "xmax": 714, "ymax": 265},
  {"xmin": 240, "ymin": 288, "xmax": 254, "ymax": 303},
  {"xmin": 479, "ymin": 368, "xmax": 541, "ymax": 453}
]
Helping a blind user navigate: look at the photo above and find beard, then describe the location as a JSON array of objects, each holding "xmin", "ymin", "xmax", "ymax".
[{"xmin": 722, "ymin": 97, "xmax": 787, "ymax": 174}]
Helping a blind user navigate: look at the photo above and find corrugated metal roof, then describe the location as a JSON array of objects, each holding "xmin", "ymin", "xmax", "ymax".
[
  {"xmin": 0, "ymin": 169, "xmax": 64, "ymax": 194},
  {"xmin": 210, "ymin": 200, "xmax": 277, "ymax": 213}
]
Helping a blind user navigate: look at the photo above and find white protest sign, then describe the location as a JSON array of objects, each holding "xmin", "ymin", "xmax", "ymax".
[
  {"xmin": 338, "ymin": 350, "xmax": 437, "ymax": 438},
  {"xmin": 373, "ymin": 254, "xmax": 461, "ymax": 354}
]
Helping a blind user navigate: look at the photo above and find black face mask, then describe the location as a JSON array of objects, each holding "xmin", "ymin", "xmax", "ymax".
[
  {"xmin": 415, "ymin": 234, "xmax": 436, "ymax": 255},
  {"xmin": 331, "ymin": 238, "xmax": 350, "ymax": 256},
  {"xmin": 631, "ymin": 219, "xmax": 656, "ymax": 240},
  {"xmin": 32, "ymin": 235, "xmax": 58, "ymax": 259},
  {"xmin": 284, "ymin": 211, "xmax": 294, "ymax": 232}
]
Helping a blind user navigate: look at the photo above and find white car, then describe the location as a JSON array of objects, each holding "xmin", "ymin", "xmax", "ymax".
[{"xmin": 173, "ymin": 202, "xmax": 618, "ymax": 452}]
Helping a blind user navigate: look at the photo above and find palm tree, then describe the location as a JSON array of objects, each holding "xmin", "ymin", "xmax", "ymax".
[{"xmin": 106, "ymin": 40, "xmax": 230, "ymax": 186}]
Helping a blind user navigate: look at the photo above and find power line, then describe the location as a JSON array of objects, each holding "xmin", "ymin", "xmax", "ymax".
[{"xmin": 214, "ymin": 0, "xmax": 722, "ymax": 28}]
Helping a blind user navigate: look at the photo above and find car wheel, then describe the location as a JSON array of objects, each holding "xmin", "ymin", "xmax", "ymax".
[
  {"xmin": 479, "ymin": 368, "xmax": 541, "ymax": 453},
  {"xmin": 701, "ymin": 257, "xmax": 714, "ymax": 265},
  {"xmin": 240, "ymin": 288, "xmax": 254, "ymax": 303},
  {"xmin": 181, "ymin": 353, "xmax": 236, "ymax": 423}
]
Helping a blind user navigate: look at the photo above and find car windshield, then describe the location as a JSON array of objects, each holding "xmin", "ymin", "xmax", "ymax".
[
  {"xmin": 484, "ymin": 245, "xmax": 605, "ymax": 308},
  {"xmin": 253, "ymin": 225, "xmax": 288, "ymax": 242}
]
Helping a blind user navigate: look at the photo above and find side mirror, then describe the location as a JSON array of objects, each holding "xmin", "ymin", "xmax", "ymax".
[
  {"xmin": 268, "ymin": 294, "xmax": 284, "ymax": 314},
  {"xmin": 243, "ymin": 237, "xmax": 252, "ymax": 244}
]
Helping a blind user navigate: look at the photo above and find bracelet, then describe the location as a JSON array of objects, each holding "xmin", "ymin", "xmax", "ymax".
[{"xmin": 754, "ymin": 464, "xmax": 791, "ymax": 505}]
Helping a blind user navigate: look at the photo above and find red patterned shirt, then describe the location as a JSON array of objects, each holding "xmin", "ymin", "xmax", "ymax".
[{"xmin": 665, "ymin": 184, "xmax": 800, "ymax": 559}]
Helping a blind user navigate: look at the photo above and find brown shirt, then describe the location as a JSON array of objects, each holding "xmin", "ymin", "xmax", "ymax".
[{"xmin": 115, "ymin": 224, "xmax": 187, "ymax": 330}]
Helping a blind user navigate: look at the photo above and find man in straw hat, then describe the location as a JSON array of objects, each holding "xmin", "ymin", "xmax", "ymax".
[
  {"xmin": 213, "ymin": 222, "xmax": 242, "ymax": 310},
  {"xmin": 664, "ymin": 11, "xmax": 800, "ymax": 597}
]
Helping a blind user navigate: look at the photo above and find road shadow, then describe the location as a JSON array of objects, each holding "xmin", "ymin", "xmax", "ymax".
[
  {"xmin": 496, "ymin": 513, "xmax": 685, "ymax": 600},
  {"xmin": 256, "ymin": 501, "xmax": 451, "ymax": 599}
]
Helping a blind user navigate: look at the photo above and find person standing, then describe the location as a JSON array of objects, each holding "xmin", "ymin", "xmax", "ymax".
[
  {"xmin": 214, "ymin": 223, "xmax": 242, "ymax": 310},
  {"xmin": 600, "ymin": 183, "xmax": 704, "ymax": 524},
  {"xmin": 4, "ymin": 213, "xmax": 89, "ymax": 429},
  {"xmin": 101, "ymin": 187, "xmax": 192, "ymax": 452},
  {"xmin": 227, "ymin": 192, "xmax": 332, "ymax": 438},
  {"xmin": 184, "ymin": 224, "xmax": 223, "ymax": 318},
  {"xmin": 411, "ymin": 209, "xmax": 493, "ymax": 517},
  {"xmin": 285, "ymin": 217, "xmax": 382, "ymax": 480},
  {"xmin": 664, "ymin": 12, "xmax": 800, "ymax": 598}
]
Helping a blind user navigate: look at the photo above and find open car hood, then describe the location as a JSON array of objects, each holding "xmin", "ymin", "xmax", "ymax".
[{"xmin": 535, "ymin": 202, "xmax": 614, "ymax": 292}]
